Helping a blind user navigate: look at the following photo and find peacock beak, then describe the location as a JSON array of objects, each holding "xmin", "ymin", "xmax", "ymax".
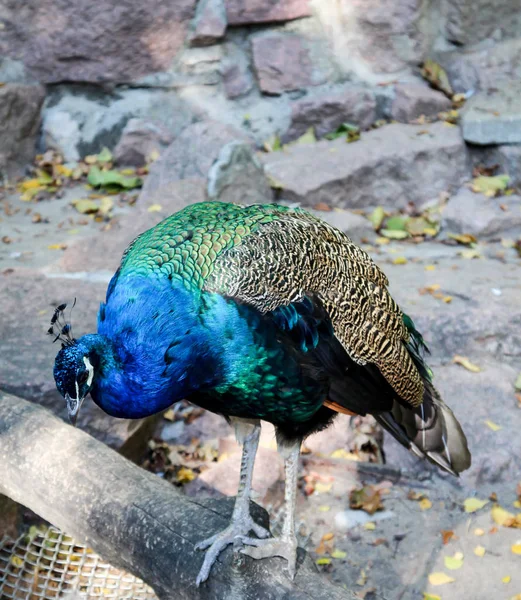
[{"xmin": 65, "ymin": 393, "xmax": 85, "ymax": 426}]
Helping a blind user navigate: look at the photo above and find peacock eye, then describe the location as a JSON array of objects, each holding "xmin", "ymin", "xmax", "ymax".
[{"xmin": 78, "ymin": 371, "xmax": 89, "ymax": 385}]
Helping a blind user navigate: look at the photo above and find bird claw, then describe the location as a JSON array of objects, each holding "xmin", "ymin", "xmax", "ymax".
[
  {"xmin": 195, "ymin": 514, "xmax": 270, "ymax": 586},
  {"xmin": 240, "ymin": 536, "xmax": 298, "ymax": 579}
]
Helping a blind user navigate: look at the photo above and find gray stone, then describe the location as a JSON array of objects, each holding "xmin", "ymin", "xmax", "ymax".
[
  {"xmin": 312, "ymin": 0, "xmax": 433, "ymax": 79},
  {"xmin": 285, "ymin": 86, "xmax": 377, "ymax": 141},
  {"xmin": 176, "ymin": 45, "xmax": 224, "ymax": 86},
  {"xmin": 442, "ymin": 188, "xmax": 521, "ymax": 238},
  {"xmin": 391, "ymin": 84, "xmax": 451, "ymax": 123},
  {"xmin": 139, "ymin": 120, "xmax": 250, "ymax": 206},
  {"xmin": 207, "ymin": 142, "xmax": 273, "ymax": 204},
  {"xmin": 42, "ymin": 86, "xmax": 193, "ymax": 162},
  {"xmin": 189, "ymin": 0, "xmax": 227, "ymax": 47},
  {"xmin": 443, "ymin": 0, "xmax": 521, "ymax": 46},
  {"xmin": 468, "ymin": 143, "xmax": 521, "ymax": 187},
  {"xmin": 226, "ymin": 0, "xmax": 311, "ymax": 25},
  {"xmin": 251, "ymin": 32, "xmax": 315, "ymax": 95},
  {"xmin": 435, "ymin": 38, "xmax": 521, "ymax": 94},
  {"xmin": 261, "ymin": 122, "xmax": 470, "ymax": 209},
  {"xmin": 461, "ymin": 82, "xmax": 521, "ymax": 145},
  {"xmin": 0, "ymin": 0, "xmax": 197, "ymax": 84},
  {"xmin": 113, "ymin": 118, "xmax": 174, "ymax": 166},
  {"xmin": 221, "ymin": 42, "xmax": 254, "ymax": 99},
  {"xmin": 0, "ymin": 83, "xmax": 45, "ymax": 179}
]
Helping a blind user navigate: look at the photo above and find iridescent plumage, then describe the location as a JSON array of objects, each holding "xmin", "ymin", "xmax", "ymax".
[{"xmin": 53, "ymin": 201, "xmax": 471, "ymax": 584}]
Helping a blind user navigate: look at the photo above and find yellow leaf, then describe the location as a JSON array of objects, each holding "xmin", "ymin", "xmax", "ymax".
[
  {"xmin": 19, "ymin": 178, "xmax": 43, "ymax": 191},
  {"xmin": 428, "ymin": 572, "xmax": 455, "ymax": 586},
  {"xmin": 474, "ymin": 545, "xmax": 486, "ymax": 557},
  {"xmin": 444, "ymin": 554, "xmax": 463, "ymax": 570},
  {"xmin": 315, "ymin": 482, "xmax": 332, "ymax": 493},
  {"xmin": 330, "ymin": 448, "xmax": 360, "ymax": 461},
  {"xmin": 375, "ymin": 236, "xmax": 391, "ymax": 245},
  {"xmin": 425, "ymin": 265, "xmax": 436, "ymax": 271},
  {"xmin": 318, "ymin": 505, "xmax": 331, "ymax": 512},
  {"xmin": 176, "ymin": 467, "xmax": 196, "ymax": 484},
  {"xmin": 471, "ymin": 174, "xmax": 510, "ymax": 197},
  {"xmin": 420, "ymin": 498, "xmax": 433, "ymax": 511},
  {"xmin": 511, "ymin": 544, "xmax": 521, "ymax": 555},
  {"xmin": 10, "ymin": 555, "xmax": 24, "ymax": 567},
  {"xmin": 119, "ymin": 168, "xmax": 136, "ymax": 176},
  {"xmin": 492, "ymin": 505, "xmax": 516, "ymax": 527},
  {"xmin": 514, "ymin": 501, "xmax": 521, "ymax": 509},
  {"xmin": 453, "ymin": 355, "xmax": 481, "ymax": 373},
  {"xmin": 316, "ymin": 557, "xmax": 332, "ymax": 565},
  {"xmin": 442, "ymin": 296, "xmax": 453, "ymax": 303},
  {"xmin": 48, "ymin": 243, "xmax": 67, "ymax": 250},
  {"xmin": 163, "ymin": 409, "xmax": 175, "ymax": 421},
  {"xmin": 460, "ymin": 249, "xmax": 481, "ymax": 259},
  {"xmin": 503, "ymin": 576, "xmax": 511, "ymax": 584},
  {"xmin": 364, "ymin": 522, "xmax": 376, "ymax": 530},
  {"xmin": 72, "ymin": 198, "xmax": 99, "ymax": 214},
  {"xmin": 331, "ymin": 549, "xmax": 347, "ymax": 559},
  {"xmin": 448, "ymin": 233, "xmax": 477, "ymax": 245},
  {"xmin": 322, "ymin": 532, "xmax": 334, "ymax": 542},
  {"xmin": 393, "ymin": 256, "xmax": 408, "ymax": 265},
  {"xmin": 464, "ymin": 498, "xmax": 489, "ymax": 513},
  {"xmin": 423, "ymin": 594, "xmax": 442, "ymax": 600},
  {"xmin": 147, "ymin": 204, "xmax": 163, "ymax": 212},
  {"xmin": 484, "ymin": 419, "xmax": 502, "ymax": 432},
  {"xmin": 423, "ymin": 227, "xmax": 438, "ymax": 236},
  {"xmin": 55, "ymin": 164, "xmax": 73, "ymax": 177},
  {"xmin": 474, "ymin": 528, "xmax": 485, "ymax": 536},
  {"xmin": 84, "ymin": 154, "xmax": 98, "ymax": 164}
]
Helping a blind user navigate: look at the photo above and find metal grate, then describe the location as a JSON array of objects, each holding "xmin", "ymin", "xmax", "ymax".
[{"xmin": 0, "ymin": 526, "xmax": 157, "ymax": 600}]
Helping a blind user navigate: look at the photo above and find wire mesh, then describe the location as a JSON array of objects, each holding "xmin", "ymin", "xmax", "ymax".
[{"xmin": 0, "ymin": 526, "xmax": 157, "ymax": 600}]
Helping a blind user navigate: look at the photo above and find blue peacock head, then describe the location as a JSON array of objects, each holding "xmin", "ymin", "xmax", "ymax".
[{"xmin": 49, "ymin": 302, "xmax": 97, "ymax": 425}]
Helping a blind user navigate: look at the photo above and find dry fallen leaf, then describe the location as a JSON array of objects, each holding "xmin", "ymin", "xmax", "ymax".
[
  {"xmin": 322, "ymin": 532, "xmax": 334, "ymax": 542},
  {"xmin": 176, "ymin": 467, "xmax": 196, "ymax": 484},
  {"xmin": 420, "ymin": 498, "xmax": 433, "ymax": 511},
  {"xmin": 444, "ymin": 553, "xmax": 464, "ymax": 570},
  {"xmin": 453, "ymin": 355, "xmax": 481, "ymax": 373},
  {"xmin": 442, "ymin": 530, "xmax": 455, "ymax": 545},
  {"xmin": 471, "ymin": 174, "xmax": 510, "ymax": 197},
  {"xmin": 511, "ymin": 543, "xmax": 521, "ymax": 555},
  {"xmin": 484, "ymin": 419, "xmax": 502, "ymax": 432},
  {"xmin": 474, "ymin": 528, "xmax": 485, "ymax": 536},
  {"xmin": 491, "ymin": 505, "xmax": 518, "ymax": 527},
  {"xmin": 464, "ymin": 497, "xmax": 489, "ymax": 513},
  {"xmin": 428, "ymin": 572, "xmax": 455, "ymax": 586},
  {"xmin": 350, "ymin": 486, "xmax": 384, "ymax": 515},
  {"xmin": 448, "ymin": 233, "xmax": 477, "ymax": 246},
  {"xmin": 474, "ymin": 545, "xmax": 486, "ymax": 557}
]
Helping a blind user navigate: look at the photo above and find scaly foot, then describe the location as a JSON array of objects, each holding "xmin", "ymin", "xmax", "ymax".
[
  {"xmin": 195, "ymin": 514, "xmax": 270, "ymax": 586},
  {"xmin": 240, "ymin": 535, "xmax": 299, "ymax": 579}
]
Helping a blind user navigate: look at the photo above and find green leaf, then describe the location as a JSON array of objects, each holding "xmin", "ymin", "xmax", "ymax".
[
  {"xmin": 380, "ymin": 228, "xmax": 409, "ymax": 240},
  {"xmin": 324, "ymin": 122, "xmax": 360, "ymax": 141},
  {"xmin": 331, "ymin": 549, "xmax": 347, "ymax": 559},
  {"xmin": 421, "ymin": 59, "xmax": 453, "ymax": 96},
  {"xmin": 96, "ymin": 147, "xmax": 113, "ymax": 164},
  {"xmin": 293, "ymin": 127, "xmax": 317, "ymax": 146},
  {"xmin": 369, "ymin": 206, "xmax": 385, "ymax": 230},
  {"xmin": 515, "ymin": 372, "xmax": 521, "ymax": 391},
  {"xmin": 471, "ymin": 174, "xmax": 510, "ymax": 197},
  {"xmin": 384, "ymin": 216, "xmax": 407, "ymax": 231},
  {"xmin": 87, "ymin": 166, "xmax": 142, "ymax": 190},
  {"xmin": 316, "ymin": 557, "xmax": 332, "ymax": 565},
  {"xmin": 406, "ymin": 216, "xmax": 430, "ymax": 236}
]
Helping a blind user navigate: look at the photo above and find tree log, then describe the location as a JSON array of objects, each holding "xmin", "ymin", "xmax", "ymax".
[{"xmin": 0, "ymin": 392, "xmax": 355, "ymax": 600}]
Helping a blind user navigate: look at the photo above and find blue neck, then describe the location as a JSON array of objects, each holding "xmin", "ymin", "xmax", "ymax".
[{"xmin": 85, "ymin": 276, "xmax": 225, "ymax": 419}]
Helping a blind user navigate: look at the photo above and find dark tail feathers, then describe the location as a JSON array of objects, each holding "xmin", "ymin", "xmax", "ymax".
[{"xmin": 374, "ymin": 380, "xmax": 471, "ymax": 476}]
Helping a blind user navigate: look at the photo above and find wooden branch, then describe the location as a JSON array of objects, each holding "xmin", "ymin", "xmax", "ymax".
[{"xmin": 0, "ymin": 392, "xmax": 356, "ymax": 600}]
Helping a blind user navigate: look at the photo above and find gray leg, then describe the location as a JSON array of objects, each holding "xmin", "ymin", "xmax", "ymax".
[
  {"xmin": 240, "ymin": 438, "xmax": 301, "ymax": 578},
  {"xmin": 195, "ymin": 420, "xmax": 269, "ymax": 586}
]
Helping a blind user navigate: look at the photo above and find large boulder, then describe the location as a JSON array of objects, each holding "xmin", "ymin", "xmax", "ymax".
[
  {"xmin": 435, "ymin": 38, "xmax": 521, "ymax": 94},
  {"xmin": 460, "ymin": 82, "xmax": 521, "ymax": 145},
  {"xmin": 0, "ymin": 0, "xmax": 197, "ymax": 84},
  {"xmin": 442, "ymin": 188, "xmax": 521, "ymax": 238},
  {"xmin": 285, "ymin": 86, "xmax": 377, "ymax": 141},
  {"xmin": 443, "ymin": 0, "xmax": 521, "ymax": 46},
  {"xmin": 138, "ymin": 120, "xmax": 251, "ymax": 207},
  {"xmin": 0, "ymin": 83, "xmax": 45, "ymax": 179},
  {"xmin": 251, "ymin": 32, "xmax": 317, "ymax": 95},
  {"xmin": 261, "ymin": 122, "xmax": 470, "ymax": 209},
  {"xmin": 42, "ymin": 86, "xmax": 193, "ymax": 162}
]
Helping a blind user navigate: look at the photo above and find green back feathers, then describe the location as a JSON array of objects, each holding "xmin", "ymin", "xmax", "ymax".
[{"xmin": 119, "ymin": 202, "xmax": 288, "ymax": 289}]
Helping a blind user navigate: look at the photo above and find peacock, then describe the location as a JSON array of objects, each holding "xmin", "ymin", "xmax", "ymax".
[{"xmin": 51, "ymin": 201, "xmax": 471, "ymax": 585}]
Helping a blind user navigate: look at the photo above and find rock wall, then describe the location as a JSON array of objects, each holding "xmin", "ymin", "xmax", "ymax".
[{"xmin": 0, "ymin": 0, "xmax": 520, "ymax": 192}]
